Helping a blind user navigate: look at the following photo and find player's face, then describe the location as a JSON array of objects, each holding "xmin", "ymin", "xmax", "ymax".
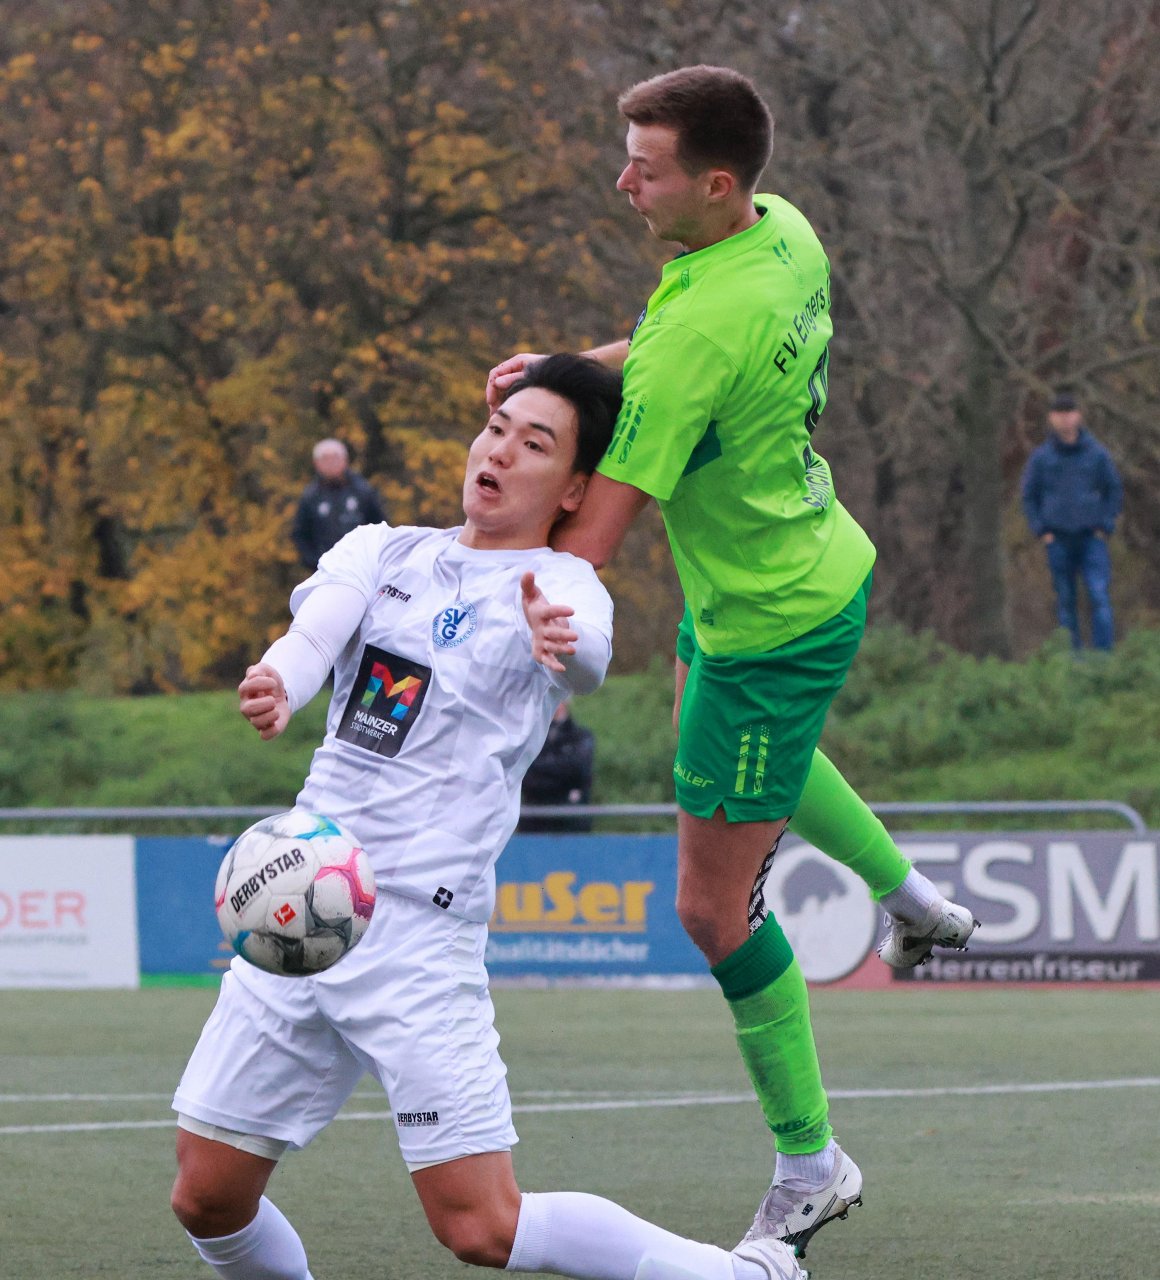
[
  {"xmin": 617, "ymin": 123, "xmax": 711, "ymax": 247},
  {"xmin": 460, "ymin": 387, "xmax": 587, "ymax": 550}
]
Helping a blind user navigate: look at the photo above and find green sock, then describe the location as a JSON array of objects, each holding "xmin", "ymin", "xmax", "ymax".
[
  {"xmin": 790, "ymin": 748, "xmax": 911, "ymax": 899},
  {"xmin": 712, "ymin": 917, "xmax": 832, "ymax": 1153}
]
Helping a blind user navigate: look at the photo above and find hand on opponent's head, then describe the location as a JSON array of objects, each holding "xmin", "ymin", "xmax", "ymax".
[{"xmin": 485, "ymin": 352, "xmax": 546, "ymax": 412}]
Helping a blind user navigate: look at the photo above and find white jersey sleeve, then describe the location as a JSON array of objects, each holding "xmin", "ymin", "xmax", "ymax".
[
  {"xmin": 515, "ymin": 553, "xmax": 613, "ymax": 697},
  {"xmin": 261, "ymin": 583, "xmax": 369, "ymax": 714},
  {"xmin": 290, "ymin": 522, "xmax": 393, "ymax": 610}
]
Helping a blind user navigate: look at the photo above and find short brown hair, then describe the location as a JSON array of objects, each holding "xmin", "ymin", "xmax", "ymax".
[{"xmin": 617, "ymin": 65, "xmax": 774, "ymax": 192}]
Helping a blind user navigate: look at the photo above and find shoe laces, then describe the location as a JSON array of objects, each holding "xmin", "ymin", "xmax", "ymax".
[{"xmin": 744, "ymin": 1176, "xmax": 819, "ymax": 1239}]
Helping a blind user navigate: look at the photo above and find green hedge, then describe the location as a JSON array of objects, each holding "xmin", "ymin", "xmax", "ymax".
[{"xmin": 2, "ymin": 628, "xmax": 1158, "ymax": 828}]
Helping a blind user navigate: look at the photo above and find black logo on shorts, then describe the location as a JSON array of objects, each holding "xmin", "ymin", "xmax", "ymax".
[
  {"xmin": 433, "ymin": 887, "xmax": 454, "ymax": 909},
  {"xmin": 396, "ymin": 1110, "xmax": 440, "ymax": 1127},
  {"xmin": 336, "ymin": 645, "xmax": 431, "ymax": 759}
]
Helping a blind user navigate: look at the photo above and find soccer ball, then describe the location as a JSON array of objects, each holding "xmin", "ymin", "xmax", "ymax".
[{"xmin": 215, "ymin": 810, "xmax": 376, "ymax": 976}]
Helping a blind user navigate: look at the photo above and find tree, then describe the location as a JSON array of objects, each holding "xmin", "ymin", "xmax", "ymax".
[
  {"xmin": 0, "ymin": 0, "xmax": 643, "ymax": 689},
  {"xmin": 772, "ymin": 0, "xmax": 1160, "ymax": 653}
]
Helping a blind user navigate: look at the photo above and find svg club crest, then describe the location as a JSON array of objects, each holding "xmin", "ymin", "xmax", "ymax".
[{"xmin": 432, "ymin": 600, "xmax": 478, "ymax": 649}]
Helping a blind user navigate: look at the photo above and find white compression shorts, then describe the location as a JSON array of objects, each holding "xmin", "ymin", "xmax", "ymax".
[{"xmin": 172, "ymin": 889, "xmax": 517, "ymax": 1171}]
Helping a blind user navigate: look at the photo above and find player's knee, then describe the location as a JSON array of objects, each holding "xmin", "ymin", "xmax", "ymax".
[
  {"xmin": 170, "ymin": 1173, "xmax": 253, "ymax": 1239},
  {"xmin": 675, "ymin": 891, "xmax": 727, "ymax": 957},
  {"xmin": 432, "ymin": 1208, "xmax": 517, "ymax": 1268}
]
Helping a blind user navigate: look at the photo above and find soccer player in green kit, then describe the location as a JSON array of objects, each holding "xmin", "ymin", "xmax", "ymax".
[{"xmin": 488, "ymin": 66, "xmax": 977, "ymax": 1260}]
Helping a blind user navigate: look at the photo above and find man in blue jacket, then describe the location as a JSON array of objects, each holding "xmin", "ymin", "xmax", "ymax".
[{"xmin": 1021, "ymin": 390, "xmax": 1123, "ymax": 650}]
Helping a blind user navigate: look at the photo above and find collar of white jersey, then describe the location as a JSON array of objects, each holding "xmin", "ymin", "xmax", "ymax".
[{"xmin": 446, "ymin": 527, "xmax": 552, "ymax": 563}]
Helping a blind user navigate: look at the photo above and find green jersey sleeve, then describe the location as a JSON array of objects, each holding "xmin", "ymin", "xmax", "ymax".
[{"xmin": 599, "ymin": 322, "xmax": 737, "ymax": 501}]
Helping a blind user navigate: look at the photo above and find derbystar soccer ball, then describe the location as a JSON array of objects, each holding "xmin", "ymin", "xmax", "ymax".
[{"xmin": 215, "ymin": 810, "xmax": 376, "ymax": 976}]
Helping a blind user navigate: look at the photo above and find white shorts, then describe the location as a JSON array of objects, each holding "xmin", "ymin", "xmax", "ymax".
[{"xmin": 173, "ymin": 889, "xmax": 517, "ymax": 1170}]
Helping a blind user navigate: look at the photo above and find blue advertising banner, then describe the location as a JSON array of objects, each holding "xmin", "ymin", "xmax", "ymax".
[
  {"xmin": 136, "ymin": 836, "xmax": 235, "ymax": 978},
  {"xmin": 485, "ymin": 834, "xmax": 705, "ymax": 979},
  {"xmin": 133, "ymin": 832, "xmax": 705, "ymax": 981}
]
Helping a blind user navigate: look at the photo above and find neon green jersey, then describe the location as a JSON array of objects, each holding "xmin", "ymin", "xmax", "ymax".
[{"xmin": 598, "ymin": 194, "xmax": 875, "ymax": 655}]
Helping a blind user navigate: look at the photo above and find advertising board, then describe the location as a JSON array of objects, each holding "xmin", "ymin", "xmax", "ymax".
[
  {"xmin": 0, "ymin": 836, "xmax": 140, "ymax": 988},
  {"xmin": 6, "ymin": 829, "xmax": 1151, "ymax": 987}
]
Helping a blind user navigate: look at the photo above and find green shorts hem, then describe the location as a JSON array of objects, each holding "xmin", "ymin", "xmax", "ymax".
[{"xmin": 673, "ymin": 576, "xmax": 870, "ymax": 820}]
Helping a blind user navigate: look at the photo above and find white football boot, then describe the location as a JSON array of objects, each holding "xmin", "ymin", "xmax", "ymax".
[
  {"xmin": 877, "ymin": 898, "xmax": 979, "ymax": 969},
  {"xmin": 740, "ymin": 1144, "xmax": 862, "ymax": 1258},
  {"xmin": 732, "ymin": 1236, "xmax": 810, "ymax": 1280}
]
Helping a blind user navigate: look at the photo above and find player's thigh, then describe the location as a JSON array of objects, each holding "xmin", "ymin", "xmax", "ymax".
[
  {"xmin": 314, "ymin": 891, "xmax": 517, "ymax": 1173},
  {"xmin": 173, "ymin": 965, "xmax": 365, "ymax": 1151},
  {"xmin": 675, "ymin": 583, "xmax": 868, "ymax": 822}
]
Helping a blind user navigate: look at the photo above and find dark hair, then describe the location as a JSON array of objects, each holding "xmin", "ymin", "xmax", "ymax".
[
  {"xmin": 504, "ymin": 354, "xmax": 623, "ymax": 474},
  {"xmin": 617, "ymin": 65, "xmax": 774, "ymax": 192}
]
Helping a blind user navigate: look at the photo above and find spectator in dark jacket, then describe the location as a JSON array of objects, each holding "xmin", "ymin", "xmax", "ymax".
[
  {"xmin": 1021, "ymin": 390, "xmax": 1122, "ymax": 650},
  {"xmin": 291, "ymin": 439, "xmax": 386, "ymax": 570},
  {"xmin": 518, "ymin": 700, "xmax": 596, "ymax": 833}
]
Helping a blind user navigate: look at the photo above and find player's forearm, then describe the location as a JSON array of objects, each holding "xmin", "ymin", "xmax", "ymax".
[
  {"xmin": 581, "ymin": 339, "xmax": 630, "ymax": 370},
  {"xmin": 557, "ymin": 622, "xmax": 611, "ymax": 697},
  {"xmin": 552, "ymin": 476, "xmax": 651, "ymax": 568}
]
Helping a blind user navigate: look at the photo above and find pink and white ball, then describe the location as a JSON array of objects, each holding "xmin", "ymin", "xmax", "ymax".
[{"xmin": 215, "ymin": 811, "xmax": 376, "ymax": 976}]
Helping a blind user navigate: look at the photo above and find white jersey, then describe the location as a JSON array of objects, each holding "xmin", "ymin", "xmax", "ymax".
[{"xmin": 290, "ymin": 524, "xmax": 613, "ymax": 923}]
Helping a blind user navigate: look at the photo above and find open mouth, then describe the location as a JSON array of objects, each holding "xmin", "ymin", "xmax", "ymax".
[{"xmin": 476, "ymin": 472, "xmax": 501, "ymax": 494}]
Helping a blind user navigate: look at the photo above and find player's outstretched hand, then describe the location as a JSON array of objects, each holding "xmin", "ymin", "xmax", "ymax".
[
  {"xmin": 238, "ymin": 662, "xmax": 291, "ymax": 741},
  {"xmin": 486, "ymin": 352, "xmax": 545, "ymax": 411},
  {"xmin": 521, "ymin": 571, "xmax": 577, "ymax": 674}
]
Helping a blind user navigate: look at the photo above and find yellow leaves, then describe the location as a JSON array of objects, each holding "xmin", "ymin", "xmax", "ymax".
[
  {"xmin": 382, "ymin": 430, "xmax": 467, "ymax": 529},
  {"xmin": 157, "ymin": 109, "xmax": 234, "ymax": 162},
  {"xmin": 206, "ymin": 359, "xmax": 296, "ymax": 431},
  {"xmin": 140, "ymin": 39, "xmax": 198, "ymax": 80},
  {"xmin": 435, "ymin": 101, "xmax": 468, "ymax": 127},
  {"xmin": 72, "ymin": 34, "xmax": 105, "ymax": 54},
  {"xmin": 3, "ymin": 53, "xmax": 36, "ymax": 82},
  {"xmin": 350, "ymin": 342, "xmax": 381, "ymax": 366}
]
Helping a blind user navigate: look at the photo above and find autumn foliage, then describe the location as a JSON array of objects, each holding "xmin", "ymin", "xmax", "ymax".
[
  {"xmin": 0, "ymin": 0, "xmax": 649, "ymax": 690},
  {"xmin": 2, "ymin": 1, "xmax": 1159, "ymax": 691}
]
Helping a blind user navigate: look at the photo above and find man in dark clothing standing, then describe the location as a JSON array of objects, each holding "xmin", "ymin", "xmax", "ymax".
[
  {"xmin": 291, "ymin": 439, "xmax": 387, "ymax": 570},
  {"xmin": 1021, "ymin": 390, "xmax": 1123, "ymax": 650},
  {"xmin": 518, "ymin": 700, "xmax": 596, "ymax": 833}
]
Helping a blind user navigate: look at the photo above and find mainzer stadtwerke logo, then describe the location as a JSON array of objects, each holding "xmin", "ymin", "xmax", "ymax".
[
  {"xmin": 336, "ymin": 645, "xmax": 431, "ymax": 759},
  {"xmin": 432, "ymin": 600, "xmax": 477, "ymax": 648}
]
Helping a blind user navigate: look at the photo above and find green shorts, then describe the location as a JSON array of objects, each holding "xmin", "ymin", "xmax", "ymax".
[{"xmin": 673, "ymin": 575, "xmax": 871, "ymax": 821}]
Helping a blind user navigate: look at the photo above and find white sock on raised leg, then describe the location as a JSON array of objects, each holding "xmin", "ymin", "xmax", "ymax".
[
  {"xmin": 188, "ymin": 1196, "xmax": 313, "ymax": 1280},
  {"xmin": 879, "ymin": 866, "xmax": 942, "ymax": 924},
  {"xmin": 505, "ymin": 1190, "xmax": 741, "ymax": 1280}
]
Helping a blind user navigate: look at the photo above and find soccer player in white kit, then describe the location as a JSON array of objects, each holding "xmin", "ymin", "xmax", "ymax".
[{"xmin": 170, "ymin": 355, "xmax": 805, "ymax": 1280}]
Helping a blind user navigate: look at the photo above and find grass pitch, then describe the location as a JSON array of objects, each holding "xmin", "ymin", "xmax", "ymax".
[{"xmin": 1, "ymin": 985, "xmax": 1157, "ymax": 1278}]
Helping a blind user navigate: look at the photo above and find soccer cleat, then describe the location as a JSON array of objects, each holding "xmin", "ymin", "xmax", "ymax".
[
  {"xmin": 877, "ymin": 899, "xmax": 979, "ymax": 969},
  {"xmin": 733, "ymin": 1236, "xmax": 810, "ymax": 1280},
  {"xmin": 741, "ymin": 1144, "xmax": 863, "ymax": 1258}
]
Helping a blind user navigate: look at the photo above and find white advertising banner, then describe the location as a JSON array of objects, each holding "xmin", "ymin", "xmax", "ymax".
[
  {"xmin": 0, "ymin": 836, "xmax": 140, "ymax": 988},
  {"xmin": 767, "ymin": 832, "xmax": 1160, "ymax": 984}
]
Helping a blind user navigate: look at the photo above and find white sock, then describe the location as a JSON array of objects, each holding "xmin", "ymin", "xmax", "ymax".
[
  {"xmin": 774, "ymin": 1139, "xmax": 836, "ymax": 1187},
  {"xmin": 879, "ymin": 867, "xmax": 942, "ymax": 924},
  {"xmin": 505, "ymin": 1190, "xmax": 738, "ymax": 1280},
  {"xmin": 188, "ymin": 1196, "xmax": 313, "ymax": 1279}
]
